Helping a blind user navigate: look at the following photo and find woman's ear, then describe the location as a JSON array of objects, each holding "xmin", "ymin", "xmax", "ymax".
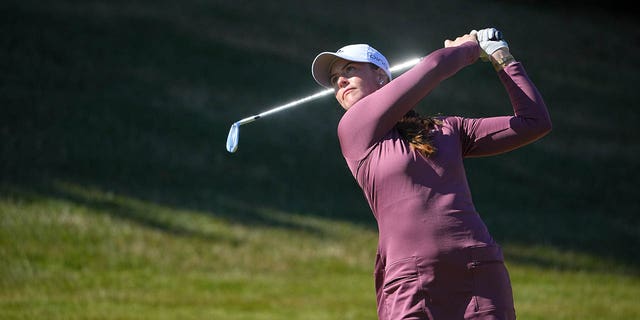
[{"xmin": 376, "ymin": 68, "xmax": 388, "ymax": 84}]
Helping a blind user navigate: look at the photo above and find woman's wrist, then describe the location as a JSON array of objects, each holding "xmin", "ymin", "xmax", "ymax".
[{"xmin": 489, "ymin": 48, "xmax": 516, "ymax": 71}]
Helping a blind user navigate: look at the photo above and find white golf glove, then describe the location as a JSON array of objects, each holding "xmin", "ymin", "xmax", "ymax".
[{"xmin": 471, "ymin": 28, "xmax": 509, "ymax": 61}]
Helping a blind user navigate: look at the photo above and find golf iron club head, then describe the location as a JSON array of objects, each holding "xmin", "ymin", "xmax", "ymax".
[{"xmin": 226, "ymin": 123, "xmax": 240, "ymax": 153}]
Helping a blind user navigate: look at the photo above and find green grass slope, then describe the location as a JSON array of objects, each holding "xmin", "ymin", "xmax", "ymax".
[{"xmin": 1, "ymin": 1, "xmax": 639, "ymax": 319}]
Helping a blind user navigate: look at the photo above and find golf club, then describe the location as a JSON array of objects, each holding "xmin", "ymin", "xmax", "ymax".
[{"xmin": 225, "ymin": 57, "xmax": 423, "ymax": 153}]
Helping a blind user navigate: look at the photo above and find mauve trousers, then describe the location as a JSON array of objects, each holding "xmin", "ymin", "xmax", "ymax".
[{"xmin": 376, "ymin": 245, "xmax": 516, "ymax": 320}]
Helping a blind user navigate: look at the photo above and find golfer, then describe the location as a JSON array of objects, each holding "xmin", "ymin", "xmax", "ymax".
[{"xmin": 311, "ymin": 28, "xmax": 551, "ymax": 319}]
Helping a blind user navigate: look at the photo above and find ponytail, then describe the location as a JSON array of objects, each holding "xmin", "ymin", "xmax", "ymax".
[{"xmin": 395, "ymin": 110, "xmax": 440, "ymax": 157}]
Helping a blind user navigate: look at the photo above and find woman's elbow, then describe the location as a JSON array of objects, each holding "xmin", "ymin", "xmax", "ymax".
[
  {"xmin": 528, "ymin": 118, "xmax": 552, "ymax": 141},
  {"xmin": 539, "ymin": 116, "xmax": 553, "ymax": 136}
]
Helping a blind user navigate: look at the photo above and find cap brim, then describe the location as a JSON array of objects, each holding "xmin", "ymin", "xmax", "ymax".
[
  {"xmin": 312, "ymin": 51, "xmax": 375, "ymax": 88},
  {"xmin": 311, "ymin": 52, "xmax": 340, "ymax": 88}
]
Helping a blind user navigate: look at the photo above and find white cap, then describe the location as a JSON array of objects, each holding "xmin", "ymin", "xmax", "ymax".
[{"xmin": 311, "ymin": 44, "xmax": 392, "ymax": 88}]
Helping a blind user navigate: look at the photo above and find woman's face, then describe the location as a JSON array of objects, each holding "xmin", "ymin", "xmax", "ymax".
[{"xmin": 329, "ymin": 59, "xmax": 385, "ymax": 110}]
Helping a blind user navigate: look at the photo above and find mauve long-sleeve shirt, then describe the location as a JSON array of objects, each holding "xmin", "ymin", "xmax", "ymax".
[{"xmin": 336, "ymin": 42, "xmax": 551, "ymax": 286}]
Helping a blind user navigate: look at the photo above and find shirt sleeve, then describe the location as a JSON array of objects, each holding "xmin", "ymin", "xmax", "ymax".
[
  {"xmin": 460, "ymin": 62, "xmax": 552, "ymax": 157},
  {"xmin": 338, "ymin": 42, "xmax": 480, "ymax": 161}
]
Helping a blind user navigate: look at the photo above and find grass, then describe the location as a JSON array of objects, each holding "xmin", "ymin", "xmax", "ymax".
[
  {"xmin": 1, "ymin": 0, "xmax": 639, "ymax": 319},
  {"xmin": 2, "ymin": 182, "xmax": 639, "ymax": 319},
  {"xmin": 1, "ymin": 182, "xmax": 378, "ymax": 319}
]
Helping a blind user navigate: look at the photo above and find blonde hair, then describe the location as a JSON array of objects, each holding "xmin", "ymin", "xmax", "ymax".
[{"xmin": 395, "ymin": 110, "xmax": 440, "ymax": 157}]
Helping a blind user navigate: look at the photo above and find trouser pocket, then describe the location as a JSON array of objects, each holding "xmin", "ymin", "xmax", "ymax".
[
  {"xmin": 382, "ymin": 257, "xmax": 426, "ymax": 319},
  {"xmin": 465, "ymin": 245, "xmax": 515, "ymax": 319}
]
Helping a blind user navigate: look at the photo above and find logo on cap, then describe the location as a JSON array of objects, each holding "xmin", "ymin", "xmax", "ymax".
[{"xmin": 367, "ymin": 48, "xmax": 388, "ymax": 69}]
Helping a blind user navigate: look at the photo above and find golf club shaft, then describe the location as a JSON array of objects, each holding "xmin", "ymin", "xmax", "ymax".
[
  {"xmin": 235, "ymin": 88, "xmax": 333, "ymax": 126},
  {"xmin": 233, "ymin": 57, "xmax": 423, "ymax": 126}
]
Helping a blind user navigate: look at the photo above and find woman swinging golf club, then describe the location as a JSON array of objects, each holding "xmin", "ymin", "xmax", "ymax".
[{"xmin": 311, "ymin": 28, "xmax": 552, "ymax": 319}]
